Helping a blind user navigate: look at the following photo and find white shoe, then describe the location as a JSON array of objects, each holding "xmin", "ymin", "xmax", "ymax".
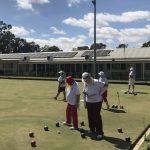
[
  {"xmin": 97, "ymin": 134, "xmax": 103, "ymax": 140},
  {"xmin": 63, "ymin": 122, "xmax": 67, "ymax": 125},
  {"xmin": 70, "ymin": 126, "xmax": 78, "ymax": 130},
  {"xmin": 63, "ymin": 122, "xmax": 71, "ymax": 126}
]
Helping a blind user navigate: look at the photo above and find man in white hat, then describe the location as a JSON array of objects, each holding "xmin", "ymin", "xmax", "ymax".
[
  {"xmin": 98, "ymin": 71, "xmax": 109, "ymax": 110},
  {"xmin": 54, "ymin": 70, "xmax": 66, "ymax": 101},
  {"xmin": 127, "ymin": 67, "xmax": 135, "ymax": 94}
]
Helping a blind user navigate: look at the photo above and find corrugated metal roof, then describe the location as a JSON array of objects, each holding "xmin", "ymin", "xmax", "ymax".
[{"xmin": 0, "ymin": 48, "xmax": 150, "ymax": 62}]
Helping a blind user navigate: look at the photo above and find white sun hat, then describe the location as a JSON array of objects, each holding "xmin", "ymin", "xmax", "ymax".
[
  {"xmin": 82, "ymin": 72, "xmax": 91, "ymax": 80},
  {"xmin": 98, "ymin": 71, "xmax": 104, "ymax": 76},
  {"xmin": 58, "ymin": 70, "xmax": 65, "ymax": 76},
  {"xmin": 130, "ymin": 67, "xmax": 134, "ymax": 71}
]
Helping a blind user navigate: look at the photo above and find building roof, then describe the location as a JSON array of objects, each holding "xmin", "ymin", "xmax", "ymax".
[{"xmin": 0, "ymin": 47, "xmax": 150, "ymax": 62}]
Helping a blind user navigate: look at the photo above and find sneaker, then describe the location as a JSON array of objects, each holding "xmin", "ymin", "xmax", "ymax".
[
  {"xmin": 70, "ymin": 126, "xmax": 78, "ymax": 130},
  {"xmin": 63, "ymin": 122, "xmax": 71, "ymax": 126},
  {"xmin": 96, "ymin": 134, "xmax": 103, "ymax": 140}
]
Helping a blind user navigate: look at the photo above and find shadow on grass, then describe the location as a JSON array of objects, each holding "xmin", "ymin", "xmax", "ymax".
[
  {"xmin": 78, "ymin": 129, "xmax": 131, "ymax": 149},
  {"xmin": 78, "ymin": 128, "xmax": 103, "ymax": 141},
  {"xmin": 108, "ymin": 108, "xmax": 126, "ymax": 113},
  {"xmin": 136, "ymin": 91, "xmax": 149, "ymax": 94},
  {"xmin": 103, "ymin": 135, "xmax": 131, "ymax": 150}
]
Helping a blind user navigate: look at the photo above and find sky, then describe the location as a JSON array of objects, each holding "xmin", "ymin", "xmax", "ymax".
[{"xmin": 0, "ymin": 0, "xmax": 150, "ymax": 51}]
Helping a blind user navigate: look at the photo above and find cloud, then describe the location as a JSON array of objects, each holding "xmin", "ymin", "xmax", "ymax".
[
  {"xmin": 11, "ymin": 26, "xmax": 30, "ymax": 36},
  {"xmin": 66, "ymin": 0, "xmax": 88, "ymax": 7},
  {"xmin": 63, "ymin": 10, "xmax": 150, "ymax": 48},
  {"xmin": 90, "ymin": 27, "xmax": 120, "ymax": 39},
  {"xmin": 15, "ymin": 0, "xmax": 50, "ymax": 11},
  {"xmin": 10, "ymin": 9, "xmax": 150, "ymax": 50},
  {"xmin": 50, "ymin": 27, "xmax": 66, "ymax": 35},
  {"xmin": 63, "ymin": 11, "xmax": 150, "ymax": 28},
  {"xmin": 25, "ymin": 35, "xmax": 87, "ymax": 51},
  {"xmin": 88, "ymin": 25, "xmax": 150, "ymax": 47}
]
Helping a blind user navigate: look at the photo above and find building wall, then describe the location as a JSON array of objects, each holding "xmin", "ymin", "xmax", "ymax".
[{"xmin": 0, "ymin": 61, "xmax": 150, "ymax": 81}]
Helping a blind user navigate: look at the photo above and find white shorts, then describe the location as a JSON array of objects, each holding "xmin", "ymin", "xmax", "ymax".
[{"xmin": 129, "ymin": 78, "xmax": 135, "ymax": 85}]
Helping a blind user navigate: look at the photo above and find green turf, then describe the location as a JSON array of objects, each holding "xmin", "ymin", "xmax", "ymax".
[{"xmin": 0, "ymin": 79, "xmax": 150, "ymax": 150}]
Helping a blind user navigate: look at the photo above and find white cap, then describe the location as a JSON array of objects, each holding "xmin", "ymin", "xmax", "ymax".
[
  {"xmin": 82, "ymin": 72, "xmax": 91, "ymax": 80},
  {"xmin": 130, "ymin": 67, "xmax": 134, "ymax": 71},
  {"xmin": 98, "ymin": 71, "xmax": 104, "ymax": 76},
  {"xmin": 58, "ymin": 70, "xmax": 65, "ymax": 75}
]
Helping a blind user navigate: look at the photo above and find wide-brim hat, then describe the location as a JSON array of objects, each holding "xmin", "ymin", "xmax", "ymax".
[
  {"xmin": 58, "ymin": 70, "xmax": 65, "ymax": 75},
  {"xmin": 130, "ymin": 67, "xmax": 134, "ymax": 71},
  {"xmin": 82, "ymin": 72, "xmax": 91, "ymax": 81},
  {"xmin": 98, "ymin": 71, "xmax": 104, "ymax": 76}
]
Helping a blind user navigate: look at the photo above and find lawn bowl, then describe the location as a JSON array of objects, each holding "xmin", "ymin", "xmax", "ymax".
[
  {"xmin": 29, "ymin": 132, "xmax": 34, "ymax": 138},
  {"xmin": 81, "ymin": 133, "xmax": 86, "ymax": 139},
  {"xmin": 57, "ymin": 130, "xmax": 61, "ymax": 134},
  {"xmin": 120, "ymin": 106, "xmax": 124, "ymax": 109},
  {"xmin": 56, "ymin": 122, "xmax": 60, "ymax": 127},
  {"xmin": 112, "ymin": 105, "xmax": 115, "ymax": 108},
  {"xmin": 124, "ymin": 91, "xmax": 128, "ymax": 94},
  {"xmin": 117, "ymin": 128, "xmax": 123, "ymax": 133},
  {"xmin": 125, "ymin": 137, "xmax": 131, "ymax": 142},
  {"xmin": 31, "ymin": 140, "xmax": 36, "ymax": 147},
  {"xmin": 80, "ymin": 121, "xmax": 85, "ymax": 126},
  {"xmin": 44, "ymin": 126, "xmax": 49, "ymax": 131},
  {"xmin": 115, "ymin": 105, "xmax": 118, "ymax": 109}
]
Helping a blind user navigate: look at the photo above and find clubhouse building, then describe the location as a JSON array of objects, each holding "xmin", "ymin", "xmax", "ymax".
[{"xmin": 0, "ymin": 47, "xmax": 150, "ymax": 81}]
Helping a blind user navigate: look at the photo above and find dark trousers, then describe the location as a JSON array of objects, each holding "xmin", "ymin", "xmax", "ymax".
[{"xmin": 86, "ymin": 102, "xmax": 103, "ymax": 135}]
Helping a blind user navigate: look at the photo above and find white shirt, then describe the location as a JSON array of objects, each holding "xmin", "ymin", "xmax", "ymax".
[
  {"xmin": 129, "ymin": 71, "xmax": 135, "ymax": 79},
  {"xmin": 66, "ymin": 82, "xmax": 80, "ymax": 105},
  {"xmin": 58, "ymin": 76, "xmax": 66, "ymax": 87},
  {"xmin": 83, "ymin": 79, "xmax": 105, "ymax": 103},
  {"xmin": 99, "ymin": 76, "xmax": 108, "ymax": 85}
]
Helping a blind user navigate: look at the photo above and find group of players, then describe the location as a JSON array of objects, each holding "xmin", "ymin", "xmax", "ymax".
[{"xmin": 53, "ymin": 67, "xmax": 135, "ymax": 140}]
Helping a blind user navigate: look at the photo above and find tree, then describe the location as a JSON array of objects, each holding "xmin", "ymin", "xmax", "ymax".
[
  {"xmin": 0, "ymin": 21, "xmax": 40, "ymax": 53},
  {"xmin": 90, "ymin": 43, "xmax": 106, "ymax": 49},
  {"xmin": 0, "ymin": 21, "xmax": 15, "ymax": 53},
  {"xmin": 142, "ymin": 41, "xmax": 150, "ymax": 47},
  {"xmin": 117, "ymin": 43, "xmax": 128, "ymax": 48},
  {"xmin": 41, "ymin": 45, "xmax": 61, "ymax": 52}
]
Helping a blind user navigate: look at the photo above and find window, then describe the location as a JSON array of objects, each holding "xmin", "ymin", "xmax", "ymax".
[
  {"xmin": 83, "ymin": 63, "xmax": 92, "ymax": 72},
  {"xmin": 76, "ymin": 64, "xmax": 82, "ymax": 72},
  {"xmin": 121, "ymin": 63, "xmax": 126, "ymax": 70},
  {"xmin": 107, "ymin": 64, "xmax": 110, "ymax": 70},
  {"xmin": 99, "ymin": 64, "xmax": 103, "ymax": 70},
  {"xmin": 112, "ymin": 64, "xmax": 120, "ymax": 70},
  {"xmin": 145, "ymin": 63, "xmax": 150, "ymax": 70}
]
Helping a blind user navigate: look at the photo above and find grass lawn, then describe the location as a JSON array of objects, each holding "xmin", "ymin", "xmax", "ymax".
[{"xmin": 0, "ymin": 79, "xmax": 150, "ymax": 150}]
